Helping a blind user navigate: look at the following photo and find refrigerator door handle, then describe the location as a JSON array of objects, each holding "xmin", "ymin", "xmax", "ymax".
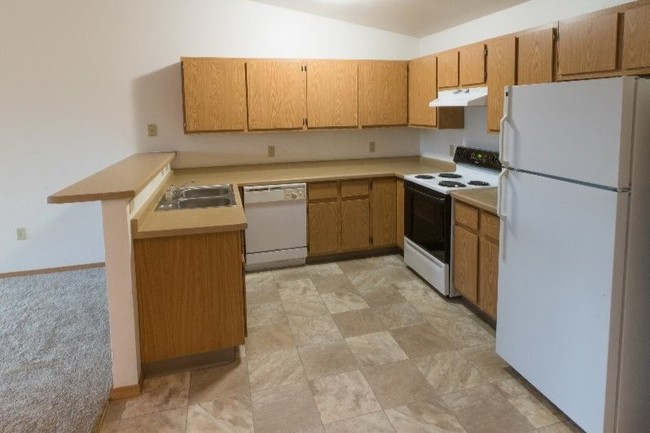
[
  {"xmin": 497, "ymin": 169, "xmax": 508, "ymax": 259},
  {"xmin": 499, "ymin": 87, "xmax": 511, "ymax": 168}
]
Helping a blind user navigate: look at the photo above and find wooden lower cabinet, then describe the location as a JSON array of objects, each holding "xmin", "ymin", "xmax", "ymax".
[
  {"xmin": 396, "ymin": 179, "xmax": 404, "ymax": 249},
  {"xmin": 371, "ymin": 178, "xmax": 397, "ymax": 247},
  {"xmin": 452, "ymin": 200, "xmax": 500, "ymax": 320},
  {"xmin": 134, "ymin": 231, "xmax": 246, "ymax": 364},
  {"xmin": 341, "ymin": 198, "xmax": 371, "ymax": 251},
  {"xmin": 308, "ymin": 201, "xmax": 340, "ymax": 255}
]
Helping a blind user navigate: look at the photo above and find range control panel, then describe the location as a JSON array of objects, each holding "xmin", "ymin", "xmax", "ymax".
[{"xmin": 453, "ymin": 147, "xmax": 502, "ymax": 171}]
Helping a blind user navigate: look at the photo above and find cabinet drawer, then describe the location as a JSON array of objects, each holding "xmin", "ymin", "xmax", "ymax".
[
  {"xmin": 341, "ymin": 180, "xmax": 369, "ymax": 197},
  {"xmin": 480, "ymin": 212, "xmax": 500, "ymax": 242},
  {"xmin": 309, "ymin": 182, "xmax": 338, "ymax": 200},
  {"xmin": 454, "ymin": 202, "xmax": 479, "ymax": 230}
]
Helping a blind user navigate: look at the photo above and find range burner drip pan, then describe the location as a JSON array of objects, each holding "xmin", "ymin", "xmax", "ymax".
[
  {"xmin": 439, "ymin": 180, "xmax": 466, "ymax": 188},
  {"xmin": 438, "ymin": 173, "xmax": 462, "ymax": 179}
]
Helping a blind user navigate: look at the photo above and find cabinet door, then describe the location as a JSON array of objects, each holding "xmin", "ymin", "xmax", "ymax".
[
  {"xmin": 487, "ymin": 37, "xmax": 517, "ymax": 132},
  {"xmin": 247, "ymin": 60, "xmax": 306, "ymax": 130},
  {"xmin": 453, "ymin": 225, "xmax": 478, "ymax": 303},
  {"xmin": 622, "ymin": 4, "xmax": 650, "ymax": 71},
  {"xmin": 308, "ymin": 201, "xmax": 339, "ymax": 255},
  {"xmin": 359, "ymin": 61, "xmax": 408, "ymax": 126},
  {"xmin": 460, "ymin": 44, "xmax": 487, "ymax": 86},
  {"xmin": 371, "ymin": 178, "xmax": 397, "ymax": 247},
  {"xmin": 408, "ymin": 55, "xmax": 437, "ymax": 127},
  {"xmin": 182, "ymin": 58, "xmax": 247, "ymax": 132},
  {"xmin": 437, "ymin": 50, "xmax": 459, "ymax": 88},
  {"xmin": 558, "ymin": 13, "xmax": 619, "ymax": 78},
  {"xmin": 306, "ymin": 60, "xmax": 358, "ymax": 128},
  {"xmin": 479, "ymin": 238, "xmax": 499, "ymax": 319},
  {"xmin": 341, "ymin": 199, "xmax": 371, "ymax": 251},
  {"xmin": 517, "ymin": 27, "xmax": 555, "ymax": 85},
  {"xmin": 395, "ymin": 178, "xmax": 404, "ymax": 250}
]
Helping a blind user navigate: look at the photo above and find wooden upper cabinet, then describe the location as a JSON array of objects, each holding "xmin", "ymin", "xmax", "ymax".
[
  {"xmin": 306, "ymin": 60, "xmax": 358, "ymax": 128},
  {"xmin": 246, "ymin": 60, "xmax": 306, "ymax": 130},
  {"xmin": 408, "ymin": 55, "xmax": 437, "ymax": 127},
  {"xmin": 622, "ymin": 4, "xmax": 650, "ymax": 71},
  {"xmin": 487, "ymin": 37, "xmax": 517, "ymax": 132},
  {"xmin": 557, "ymin": 12, "xmax": 619, "ymax": 78},
  {"xmin": 437, "ymin": 50, "xmax": 459, "ymax": 88},
  {"xmin": 182, "ymin": 58, "xmax": 247, "ymax": 132},
  {"xmin": 359, "ymin": 61, "xmax": 408, "ymax": 127},
  {"xmin": 517, "ymin": 27, "xmax": 555, "ymax": 85},
  {"xmin": 459, "ymin": 43, "xmax": 487, "ymax": 86}
]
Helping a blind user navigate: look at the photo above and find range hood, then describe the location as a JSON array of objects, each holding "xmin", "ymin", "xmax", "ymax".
[{"xmin": 430, "ymin": 86, "xmax": 487, "ymax": 107}]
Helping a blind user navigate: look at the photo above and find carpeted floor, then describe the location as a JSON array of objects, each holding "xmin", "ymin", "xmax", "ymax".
[{"xmin": 0, "ymin": 268, "xmax": 112, "ymax": 433}]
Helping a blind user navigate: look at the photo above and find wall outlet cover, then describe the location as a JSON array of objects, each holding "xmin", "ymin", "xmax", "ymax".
[
  {"xmin": 16, "ymin": 227, "xmax": 27, "ymax": 240},
  {"xmin": 268, "ymin": 145, "xmax": 275, "ymax": 157},
  {"xmin": 147, "ymin": 124, "xmax": 158, "ymax": 137}
]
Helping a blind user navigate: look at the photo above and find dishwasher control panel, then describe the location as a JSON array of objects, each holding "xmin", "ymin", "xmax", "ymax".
[
  {"xmin": 284, "ymin": 188, "xmax": 305, "ymax": 200},
  {"xmin": 243, "ymin": 183, "xmax": 307, "ymax": 204}
]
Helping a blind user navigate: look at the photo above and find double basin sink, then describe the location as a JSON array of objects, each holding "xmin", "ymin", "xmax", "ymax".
[{"xmin": 155, "ymin": 184, "xmax": 236, "ymax": 211}]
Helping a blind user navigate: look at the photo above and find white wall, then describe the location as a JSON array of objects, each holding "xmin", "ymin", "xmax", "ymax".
[
  {"xmin": 418, "ymin": 0, "xmax": 634, "ymax": 160},
  {"xmin": 0, "ymin": 0, "xmax": 419, "ymax": 273}
]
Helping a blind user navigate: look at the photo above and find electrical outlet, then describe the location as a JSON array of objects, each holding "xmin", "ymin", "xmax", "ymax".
[
  {"xmin": 268, "ymin": 145, "xmax": 275, "ymax": 158},
  {"xmin": 16, "ymin": 227, "xmax": 27, "ymax": 240},
  {"xmin": 147, "ymin": 124, "xmax": 158, "ymax": 137},
  {"xmin": 369, "ymin": 141, "xmax": 376, "ymax": 153}
]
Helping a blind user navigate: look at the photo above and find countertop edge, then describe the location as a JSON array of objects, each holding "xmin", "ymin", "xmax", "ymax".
[{"xmin": 451, "ymin": 188, "xmax": 498, "ymax": 214}]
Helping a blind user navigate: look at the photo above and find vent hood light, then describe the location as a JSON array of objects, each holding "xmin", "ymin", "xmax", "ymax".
[{"xmin": 430, "ymin": 86, "xmax": 488, "ymax": 107}]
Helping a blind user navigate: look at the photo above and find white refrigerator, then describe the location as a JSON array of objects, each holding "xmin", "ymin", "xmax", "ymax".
[{"xmin": 496, "ymin": 77, "xmax": 650, "ymax": 433}]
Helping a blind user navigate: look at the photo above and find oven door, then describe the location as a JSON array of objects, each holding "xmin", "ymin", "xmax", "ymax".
[{"xmin": 404, "ymin": 181, "xmax": 451, "ymax": 264}]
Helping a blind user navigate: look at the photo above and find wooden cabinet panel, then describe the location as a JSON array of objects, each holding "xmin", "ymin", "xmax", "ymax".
[
  {"xmin": 558, "ymin": 13, "xmax": 619, "ymax": 77},
  {"xmin": 517, "ymin": 28, "xmax": 555, "ymax": 85},
  {"xmin": 454, "ymin": 202, "xmax": 479, "ymax": 230},
  {"xmin": 460, "ymin": 44, "xmax": 487, "ymax": 86},
  {"xmin": 371, "ymin": 178, "xmax": 397, "ymax": 247},
  {"xmin": 135, "ymin": 231, "xmax": 245, "ymax": 364},
  {"xmin": 182, "ymin": 58, "xmax": 247, "ymax": 132},
  {"xmin": 480, "ymin": 212, "xmax": 500, "ymax": 241},
  {"xmin": 453, "ymin": 225, "xmax": 478, "ymax": 302},
  {"xmin": 308, "ymin": 182, "xmax": 338, "ymax": 200},
  {"xmin": 479, "ymin": 238, "xmax": 499, "ymax": 319},
  {"xmin": 247, "ymin": 60, "xmax": 306, "ymax": 130},
  {"xmin": 341, "ymin": 199, "xmax": 371, "ymax": 251},
  {"xmin": 396, "ymin": 179, "xmax": 404, "ymax": 250},
  {"xmin": 409, "ymin": 55, "xmax": 437, "ymax": 127},
  {"xmin": 306, "ymin": 60, "xmax": 358, "ymax": 128},
  {"xmin": 487, "ymin": 37, "xmax": 517, "ymax": 132},
  {"xmin": 437, "ymin": 51, "xmax": 459, "ymax": 88},
  {"xmin": 359, "ymin": 61, "xmax": 408, "ymax": 126},
  {"xmin": 308, "ymin": 201, "xmax": 339, "ymax": 255},
  {"xmin": 622, "ymin": 4, "xmax": 650, "ymax": 71},
  {"xmin": 341, "ymin": 180, "xmax": 369, "ymax": 197}
]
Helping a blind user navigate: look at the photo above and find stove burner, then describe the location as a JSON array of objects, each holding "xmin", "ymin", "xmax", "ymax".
[
  {"xmin": 438, "ymin": 173, "xmax": 462, "ymax": 179},
  {"xmin": 415, "ymin": 174, "xmax": 435, "ymax": 179},
  {"xmin": 468, "ymin": 180, "xmax": 489, "ymax": 186},
  {"xmin": 439, "ymin": 181, "xmax": 466, "ymax": 188}
]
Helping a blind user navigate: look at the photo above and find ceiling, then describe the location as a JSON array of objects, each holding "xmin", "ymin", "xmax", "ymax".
[{"xmin": 249, "ymin": 0, "xmax": 529, "ymax": 37}]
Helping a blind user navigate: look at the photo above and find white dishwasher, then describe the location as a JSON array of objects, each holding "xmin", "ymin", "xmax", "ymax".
[{"xmin": 243, "ymin": 183, "xmax": 307, "ymax": 271}]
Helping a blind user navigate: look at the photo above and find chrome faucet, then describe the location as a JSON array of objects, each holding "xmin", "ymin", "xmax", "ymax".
[{"xmin": 164, "ymin": 178, "xmax": 195, "ymax": 201}]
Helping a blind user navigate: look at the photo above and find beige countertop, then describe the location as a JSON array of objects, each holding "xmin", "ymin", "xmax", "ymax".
[
  {"xmin": 133, "ymin": 156, "xmax": 455, "ymax": 239},
  {"xmin": 452, "ymin": 188, "xmax": 498, "ymax": 214}
]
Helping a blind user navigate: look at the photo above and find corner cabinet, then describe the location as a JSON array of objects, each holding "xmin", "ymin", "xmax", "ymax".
[
  {"xmin": 452, "ymin": 201, "xmax": 499, "ymax": 320},
  {"xmin": 486, "ymin": 37, "xmax": 517, "ymax": 132},
  {"xmin": 359, "ymin": 61, "xmax": 408, "ymax": 127},
  {"xmin": 134, "ymin": 231, "xmax": 246, "ymax": 364}
]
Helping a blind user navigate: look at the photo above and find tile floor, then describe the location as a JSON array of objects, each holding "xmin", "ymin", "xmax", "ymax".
[{"xmin": 99, "ymin": 255, "xmax": 584, "ymax": 433}]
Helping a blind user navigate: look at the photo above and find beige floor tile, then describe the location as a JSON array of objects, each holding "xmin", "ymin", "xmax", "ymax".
[
  {"xmin": 321, "ymin": 291, "xmax": 369, "ymax": 314},
  {"xmin": 247, "ymin": 348, "xmax": 306, "ymax": 392},
  {"xmin": 493, "ymin": 378, "xmax": 563, "ymax": 428},
  {"xmin": 187, "ymin": 394, "xmax": 253, "ymax": 433},
  {"xmin": 373, "ymin": 302, "xmax": 426, "ymax": 330},
  {"xmin": 412, "ymin": 297, "xmax": 467, "ymax": 323},
  {"xmin": 288, "ymin": 314, "xmax": 344, "ymax": 346},
  {"xmin": 366, "ymin": 254, "xmax": 405, "ymax": 268},
  {"xmin": 385, "ymin": 398, "xmax": 467, "ymax": 433},
  {"xmin": 245, "ymin": 271, "xmax": 275, "ymax": 288},
  {"xmin": 272, "ymin": 266, "xmax": 309, "ymax": 282},
  {"xmin": 278, "ymin": 278, "xmax": 320, "ymax": 299},
  {"xmin": 245, "ymin": 322, "xmax": 296, "ymax": 356},
  {"xmin": 309, "ymin": 370, "xmax": 382, "ymax": 424},
  {"xmin": 332, "ymin": 308, "xmax": 385, "ymax": 338},
  {"xmin": 282, "ymin": 294, "xmax": 330, "ymax": 317},
  {"xmin": 457, "ymin": 343, "xmax": 512, "ymax": 383},
  {"xmin": 390, "ymin": 324, "xmax": 455, "ymax": 358},
  {"xmin": 379, "ymin": 266, "xmax": 419, "ymax": 284},
  {"xmin": 362, "ymin": 360, "xmax": 435, "ymax": 409},
  {"xmin": 298, "ymin": 340, "xmax": 359, "ymax": 379},
  {"xmin": 533, "ymin": 421, "xmax": 584, "ymax": 433},
  {"xmin": 246, "ymin": 282, "xmax": 281, "ymax": 306},
  {"xmin": 311, "ymin": 274, "xmax": 357, "ymax": 294},
  {"xmin": 121, "ymin": 372, "xmax": 190, "ymax": 418},
  {"xmin": 247, "ymin": 301, "xmax": 286, "ymax": 327},
  {"xmin": 396, "ymin": 280, "xmax": 443, "ymax": 303},
  {"xmin": 188, "ymin": 358, "xmax": 250, "ymax": 404},
  {"xmin": 468, "ymin": 313, "xmax": 497, "ymax": 336},
  {"xmin": 323, "ymin": 411, "xmax": 395, "ymax": 433},
  {"xmin": 415, "ymin": 351, "xmax": 487, "ymax": 396},
  {"xmin": 252, "ymin": 381, "xmax": 322, "ymax": 433},
  {"xmin": 426, "ymin": 316, "xmax": 495, "ymax": 348},
  {"xmin": 347, "ymin": 269, "xmax": 390, "ymax": 289},
  {"xmin": 346, "ymin": 331, "xmax": 409, "ymax": 367},
  {"xmin": 357, "ymin": 284, "xmax": 407, "ymax": 307},
  {"xmin": 106, "ymin": 407, "xmax": 187, "ymax": 433},
  {"xmin": 337, "ymin": 258, "xmax": 379, "ymax": 273},
  {"xmin": 441, "ymin": 384, "xmax": 535, "ymax": 433},
  {"xmin": 305, "ymin": 263, "xmax": 344, "ymax": 277}
]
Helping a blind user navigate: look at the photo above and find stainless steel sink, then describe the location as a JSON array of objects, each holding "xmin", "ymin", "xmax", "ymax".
[{"xmin": 155, "ymin": 184, "xmax": 236, "ymax": 211}]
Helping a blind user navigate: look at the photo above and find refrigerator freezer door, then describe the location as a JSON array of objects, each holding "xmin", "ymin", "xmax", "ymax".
[
  {"xmin": 496, "ymin": 170, "xmax": 629, "ymax": 433},
  {"xmin": 501, "ymin": 77, "xmax": 635, "ymax": 189}
]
